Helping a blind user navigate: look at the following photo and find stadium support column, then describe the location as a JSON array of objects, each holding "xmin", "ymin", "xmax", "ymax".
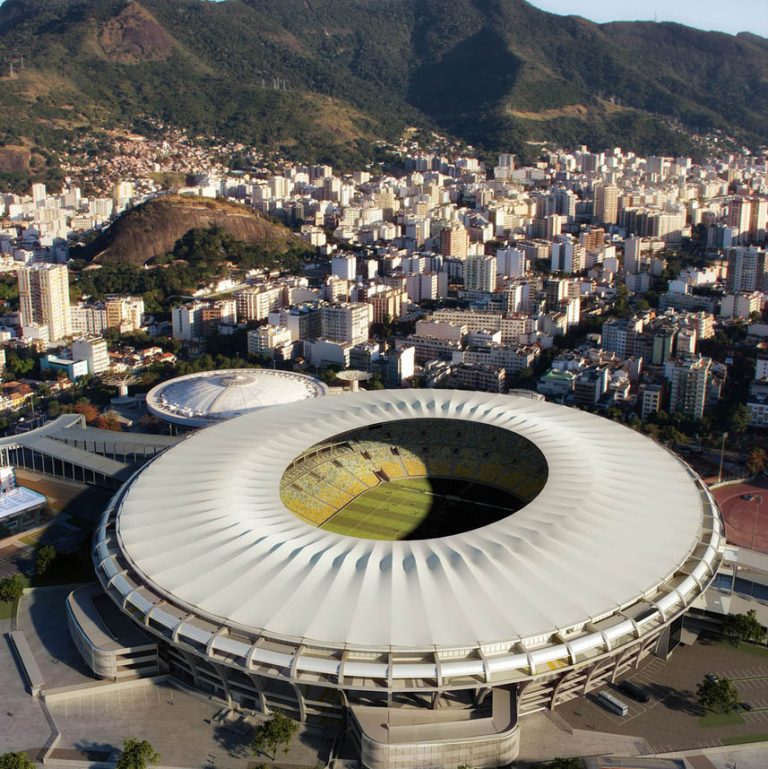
[
  {"xmin": 550, "ymin": 670, "xmax": 574, "ymax": 708},
  {"xmin": 582, "ymin": 661, "xmax": 602, "ymax": 694},
  {"xmin": 247, "ymin": 673, "xmax": 269, "ymax": 714},
  {"xmin": 636, "ymin": 634, "xmax": 658, "ymax": 667},
  {"xmin": 610, "ymin": 648, "xmax": 633, "ymax": 683},
  {"xmin": 292, "ymin": 682, "xmax": 307, "ymax": 722},
  {"xmin": 178, "ymin": 648, "xmax": 201, "ymax": 689},
  {"xmin": 476, "ymin": 687, "xmax": 492, "ymax": 707},
  {"xmin": 210, "ymin": 661, "xmax": 233, "ymax": 709},
  {"xmin": 289, "ymin": 648, "xmax": 307, "ymax": 721}
]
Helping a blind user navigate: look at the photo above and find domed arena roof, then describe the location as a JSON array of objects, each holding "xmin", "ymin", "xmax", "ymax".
[
  {"xmin": 145, "ymin": 369, "xmax": 328, "ymax": 428},
  {"xmin": 99, "ymin": 390, "xmax": 723, "ymax": 666}
]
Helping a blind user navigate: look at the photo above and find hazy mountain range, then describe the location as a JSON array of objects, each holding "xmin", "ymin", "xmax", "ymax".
[{"xmin": 1, "ymin": 0, "xmax": 767, "ymax": 176}]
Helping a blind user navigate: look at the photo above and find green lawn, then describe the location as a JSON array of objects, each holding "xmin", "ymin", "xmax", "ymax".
[
  {"xmin": 321, "ymin": 478, "xmax": 433, "ymax": 540},
  {"xmin": 721, "ymin": 733, "xmax": 768, "ymax": 745},
  {"xmin": 0, "ymin": 599, "xmax": 16, "ymax": 619},
  {"xmin": 699, "ymin": 711, "xmax": 745, "ymax": 727},
  {"xmin": 712, "ymin": 637, "xmax": 768, "ymax": 659},
  {"xmin": 731, "ymin": 642, "xmax": 768, "ymax": 659}
]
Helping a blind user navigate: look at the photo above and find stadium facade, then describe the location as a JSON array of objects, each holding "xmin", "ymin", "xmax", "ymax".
[{"xmin": 91, "ymin": 391, "xmax": 724, "ymax": 769}]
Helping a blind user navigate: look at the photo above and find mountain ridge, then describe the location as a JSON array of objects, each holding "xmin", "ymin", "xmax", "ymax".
[{"xmin": 1, "ymin": 0, "xmax": 767, "ymax": 180}]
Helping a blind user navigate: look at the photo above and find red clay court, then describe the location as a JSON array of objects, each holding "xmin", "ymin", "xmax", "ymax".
[{"xmin": 714, "ymin": 478, "xmax": 768, "ymax": 554}]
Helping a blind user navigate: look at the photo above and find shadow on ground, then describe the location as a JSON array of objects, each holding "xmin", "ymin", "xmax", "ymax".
[
  {"xmin": 213, "ymin": 722, "xmax": 253, "ymax": 759},
  {"xmin": 24, "ymin": 587, "xmax": 93, "ymax": 679},
  {"xmin": 65, "ymin": 740, "xmax": 116, "ymax": 761},
  {"xmin": 647, "ymin": 683, "xmax": 702, "ymax": 716}
]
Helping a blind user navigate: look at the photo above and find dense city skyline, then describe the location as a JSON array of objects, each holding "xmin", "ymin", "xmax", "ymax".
[{"xmin": 3, "ymin": 2, "xmax": 768, "ymax": 769}]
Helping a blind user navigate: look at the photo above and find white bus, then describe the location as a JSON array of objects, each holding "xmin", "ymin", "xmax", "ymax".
[{"xmin": 597, "ymin": 690, "xmax": 629, "ymax": 716}]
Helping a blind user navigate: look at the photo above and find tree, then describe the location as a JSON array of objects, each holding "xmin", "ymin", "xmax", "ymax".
[
  {"xmin": 94, "ymin": 414, "xmax": 123, "ymax": 432},
  {"xmin": 73, "ymin": 400, "xmax": 99, "ymax": 424},
  {"xmin": 747, "ymin": 448, "xmax": 768, "ymax": 475},
  {"xmin": 534, "ymin": 760, "xmax": 581, "ymax": 769},
  {"xmin": 6, "ymin": 352, "xmax": 35, "ymax": 379},
  {"xmin": 250, "ymin": 712, "xmax": 298, "ymax": 760},
  {"xmin": 723, "ymin": 610, "xmax": 767, "ymax": 646},
  {"xmin": 605, "ymin": 407, "xmax": 622, "ymax": 422},
  {"xmin": 612, "ymin": 285, "xmax": 631, "ymax": 319},
  {"xmin": 115, "ymin": 739, "xmax": 160, "ymax": 769},
  {"xmin": 35, "ymin": 545, "xmax": 57, "ymax": 577},
  {"xmin": 697, "ymin": 676, "xmax": 740, "ymax": 713},
  {"xmin": 0, "ymin": 752, "xmax": 35, "ymax": 769},
  {"xmin": 366, "ymin": 373, "xmax": 385, "ymax": 390},
  {"xmin": 0, "ymin": 575, "xmax": 24, "ymax": 603},
  {"xmin": 730, "ymin": 404, "xmax": 751, "ymax": 436}
]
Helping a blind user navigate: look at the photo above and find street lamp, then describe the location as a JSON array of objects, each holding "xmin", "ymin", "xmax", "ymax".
[
  {"xmin": 718, "ymin": 431, "xmax": 729, "ymax": 484},
  {"xmin": 751, "ymin": 495, "xmax": 761, "ymax": 552}
]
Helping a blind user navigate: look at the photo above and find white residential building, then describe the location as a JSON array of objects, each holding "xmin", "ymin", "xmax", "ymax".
[
  {"xmin": 72, "ymin": 336, "xmax": 110, "ymax": 375},
  {"xmin": 235, "ymin": 286, "xmax": 284, "ymax": 322},
  {"xmin": 320, "ymin": 303, "xmax": 372, "ymax": 346},
  {"xmin": 247, "ymin": 325, "xmax": 293, "ymax": 357},
  {"xmin": 331, "ymin": 255, "xmax": 357, "ymax": 282},
  {"xmin": 464, "ymin": 254, "xmax": 496, "ymax": 292},
  {"xmin": 18, "ymin": 263, "xmax": 72, "ymax": 342}
]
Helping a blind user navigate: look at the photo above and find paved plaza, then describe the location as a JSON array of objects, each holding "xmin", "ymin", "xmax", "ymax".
[
  {"xmin": 16, "ymin": 586, "xmax": 94, "ymax": 690},
  {"xmin": 46, "ymin": 682, "xmax": 336, "ymax": 768},
  {"xmin": 0, "ymin": 588, "xmax": 339, "ymax": 767},
  {"xmin": 5, "ymin": 585, "xmax": 768, "ymax": 767},
  {"xmin": 0, "ymin": 632, "xmax": 52, "ymax": 758}
]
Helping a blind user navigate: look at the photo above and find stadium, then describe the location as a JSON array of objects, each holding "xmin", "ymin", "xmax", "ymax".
[
  {"xmin": 92, "ymin": 390, "xmax": 724, "ymax": 769},
  {"xmin": 145, "ymin": 368, "xmax": 328, "ymax": 429}
]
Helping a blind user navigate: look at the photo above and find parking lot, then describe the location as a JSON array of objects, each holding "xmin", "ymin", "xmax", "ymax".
[{"xmin": 563, "ymin": 637, "xmax": 768, "ymax": 753}]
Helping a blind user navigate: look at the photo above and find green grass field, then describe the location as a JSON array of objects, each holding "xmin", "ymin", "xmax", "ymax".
[
  {"xmin": 699, "ymin": 711, "xmax": 745, "ymax": 727},
  {"xmin": 321, "ymin": 478, "xmax": 433, "ymax": 540},
  {"xmin": 319, "ymin": 477, "xmax": 521, "ymax": 540},
  {"xmin": 721, "ymin": 733, "xmax": 768, "ymax": 745}
]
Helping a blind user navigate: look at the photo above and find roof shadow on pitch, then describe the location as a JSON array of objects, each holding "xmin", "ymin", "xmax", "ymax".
[{"xmin": 281, "ymin": 418, "xmax": 547, "ymax": 541}]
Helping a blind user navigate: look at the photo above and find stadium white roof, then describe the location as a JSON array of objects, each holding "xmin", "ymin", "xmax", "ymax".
[
  {"xmin": 114, "ymin": 390, "xmax": 719, "ymax": 651},
  {"xmin": 145, "ymin": 369, "xmax": 328, "ymax": 427}
]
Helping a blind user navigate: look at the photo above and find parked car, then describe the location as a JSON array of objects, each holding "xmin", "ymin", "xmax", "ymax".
[
  {"xmin": 618, "ymin": 680, "xmax": 650, "ymax": 703},
  {"xmin": 597, "ymin": 691, "xmax": 629, "ymax": 716}
]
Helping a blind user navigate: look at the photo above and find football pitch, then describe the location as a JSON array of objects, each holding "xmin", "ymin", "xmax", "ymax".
[
  {"xmin": 321, "ymin": 477, "xmax": 433, "ymax": 540},
  {"xmin": 319, "ymin": 477, "xmax": 522, "ymax": 540}
]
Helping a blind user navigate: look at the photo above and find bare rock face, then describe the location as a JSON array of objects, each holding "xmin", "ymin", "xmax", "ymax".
[
  {"xmin": 0, "ymin": 145, "xmax": 31, "ymax": 173},
  {"xmin": 99, "ymin": 1, "xmax": 176, "ymax": 64},
  {"xmin": 86, "ymin": 196, "xmax": 296, "ymax": 266}
]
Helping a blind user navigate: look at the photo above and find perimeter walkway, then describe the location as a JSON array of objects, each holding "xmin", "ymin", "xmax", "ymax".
[{"xmin": 0, "ymin": 415, "xmax": 181, "ymax": 488}]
